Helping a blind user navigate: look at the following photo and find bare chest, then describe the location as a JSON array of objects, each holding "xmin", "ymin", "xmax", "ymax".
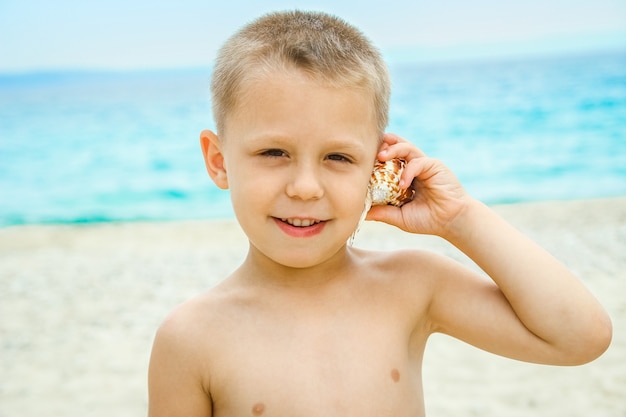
[{"xmin": 208, "ymin": 305, "xmax": 426, "ymax": 417}]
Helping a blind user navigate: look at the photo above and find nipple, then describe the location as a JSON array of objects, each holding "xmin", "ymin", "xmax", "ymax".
[
  {"xmin": 252, "ymin": 402, "xmax": 265, "ymax": 416},
  {"xmin": 391, "ymin": 368, "xmax": 400, "ymax": 382}
]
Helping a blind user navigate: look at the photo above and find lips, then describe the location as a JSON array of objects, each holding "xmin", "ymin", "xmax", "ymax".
[
  {"xmin": 281, "ymin": 218, "xmax": 322, "ymax": 227},
  {"xmin": 274, "ymin": 217, "xmax": 327, "ymax": 237}
]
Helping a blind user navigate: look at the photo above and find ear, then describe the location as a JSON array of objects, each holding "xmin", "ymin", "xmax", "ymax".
[{"xmin": 200, "ymin": 129, "xmax": 229, "ymax": 190}]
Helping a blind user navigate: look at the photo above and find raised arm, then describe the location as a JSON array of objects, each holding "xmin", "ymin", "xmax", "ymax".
[
  {"xmin": 432, "ymin": 198, "xmax": 611, "ymax": 364},
  {"xmin": 367, "ymin": 134, "xmax": 612, "ymax": 365}
]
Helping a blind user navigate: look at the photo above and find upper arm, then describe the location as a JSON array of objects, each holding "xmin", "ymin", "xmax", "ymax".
[
  {"xmin": 148, "ymin": 315, "xmax": 213, "ymax": 417},
  {"xmin": 423, "ymin": 254, "xmax": 557, "ymax": 364}
]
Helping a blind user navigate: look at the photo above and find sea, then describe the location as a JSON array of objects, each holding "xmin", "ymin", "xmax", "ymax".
[{"xmin": 1, "ymin": 50, "xmax": 625, "ymax": 227}]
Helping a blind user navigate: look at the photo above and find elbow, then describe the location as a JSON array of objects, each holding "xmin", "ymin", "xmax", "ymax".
[
  {"xmin": 566, "ymin": 312, "xmax": 613, "ymax": 366},
  {"xmin": 588, "ymin": 312, "xmax": 613, "ymax": 361}
]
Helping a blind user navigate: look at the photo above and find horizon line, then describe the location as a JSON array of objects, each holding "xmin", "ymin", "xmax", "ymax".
[{"xmin": 1, "ymin": 45, "xmax": 624, "ymax": 77}]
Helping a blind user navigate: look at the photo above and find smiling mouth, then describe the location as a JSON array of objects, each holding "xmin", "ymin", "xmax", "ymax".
[{"xmin": 280, "ymin": 218, "xmax": 323, "ymax": 227}]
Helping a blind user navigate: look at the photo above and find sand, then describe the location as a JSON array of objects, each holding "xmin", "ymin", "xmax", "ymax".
[{"xmin": 1, "ymin": 197, "xmax": 624, "ymax": 417}]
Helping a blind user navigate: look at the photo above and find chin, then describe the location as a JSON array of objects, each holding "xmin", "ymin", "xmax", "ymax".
[{"xmin": 267, "ymin": 244, "xmax": 349, "ymax": 270}]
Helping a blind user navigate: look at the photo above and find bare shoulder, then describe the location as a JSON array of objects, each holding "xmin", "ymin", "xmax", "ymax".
[
  {"xmin": 353, "ymin": 246, "xmax": 467, "ymax": 291},
  {"xmin": 356, "ymin": 245, "xmax": 494, "ymax": 327},
  {"xmin": 350, "ymin": 247, "xmax": 469, "ymax": 324},
  {"xmin": 148, "ymin": 285, "xmax": 240, "ymax": 417},
  {"xmin": 154, "ymin": 283, "xmax": 240, "ymax": 354},
  {"xmin": 158, "ymin": 288, "xmax": 225, "ymax": 332}
]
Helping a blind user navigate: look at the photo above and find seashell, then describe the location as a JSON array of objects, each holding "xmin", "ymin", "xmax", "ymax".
[
  {"xmin": 348, "ymin": 158, "xmax": 414, "ymax": 246},
  {"xmin": 368, "ymin": 159, "xmax": 415, "ymax": 207}
]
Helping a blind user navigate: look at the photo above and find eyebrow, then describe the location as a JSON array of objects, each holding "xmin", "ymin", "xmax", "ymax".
[{"xmin": 246, "ymin": 133, "xmax": 369, "ymax": 152}]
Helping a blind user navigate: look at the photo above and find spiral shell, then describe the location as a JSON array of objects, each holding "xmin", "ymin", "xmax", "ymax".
[{"xmin": 368, "ymin": 159, "xmax": 415, "ymax": 207}]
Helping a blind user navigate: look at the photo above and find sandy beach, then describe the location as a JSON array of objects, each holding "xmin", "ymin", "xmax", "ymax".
[{"xmin": 1, "ymin": 197, "xmax": 624, "ymax": 417}]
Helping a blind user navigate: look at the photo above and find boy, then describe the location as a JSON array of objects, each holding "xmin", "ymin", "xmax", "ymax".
[{"xmin": 148, "ymin": 10, "xmax": 611, "ymax": 417}]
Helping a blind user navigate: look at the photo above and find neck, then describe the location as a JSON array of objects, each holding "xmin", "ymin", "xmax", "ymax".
[{"xmin": 234, "ymin": 242, "xmax": 360, "ymax": 292}]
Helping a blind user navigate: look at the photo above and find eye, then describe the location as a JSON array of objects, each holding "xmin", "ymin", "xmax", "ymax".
[
  {"xmin": 326, "ymin": 153, "xmax": 352, "ymax": 163},
  {"xmin": 260, "ymin": 149, "xmax": 287, "ymax": 158}
]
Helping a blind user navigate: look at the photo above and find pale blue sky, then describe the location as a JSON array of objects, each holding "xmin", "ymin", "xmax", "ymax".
[{"xmin": 1, "ymin": 0, "xmax": 625, "ymax": 72}]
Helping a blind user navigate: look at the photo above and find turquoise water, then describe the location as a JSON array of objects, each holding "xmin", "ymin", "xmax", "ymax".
[{"xmin": 1, "ymin": 50, "xmax": 625, "ymax": 226}]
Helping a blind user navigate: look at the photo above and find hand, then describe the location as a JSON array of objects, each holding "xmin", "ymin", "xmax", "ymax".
[{"xmin": 366, "ymin": 133, "xmax": 471, "ymax": 237}]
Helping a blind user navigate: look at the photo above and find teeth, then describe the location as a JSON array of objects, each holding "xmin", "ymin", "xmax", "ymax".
[{"xmin": 281, "ymin": 218, "xmax": 320, "ymax": 227}]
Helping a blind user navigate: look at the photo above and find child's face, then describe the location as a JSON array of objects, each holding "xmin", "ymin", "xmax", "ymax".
[{"xmin": 210, "ymin": 69, "xmax": 380, "ymax": 269}]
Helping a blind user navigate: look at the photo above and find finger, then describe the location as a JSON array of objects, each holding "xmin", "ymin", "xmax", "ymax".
[
  {"xmin": 378, "ymin": 135, "xmax": 427, "ymax": 161},
  {"xmin": 378, "ymin": 144, "xmax": 425, "ymax": 162},
  {"xmin": 376, "ymin": 141, "xmax": 392, "ymax": 155},
  {"xmin": 382, "ymin": 133, "xmax": 402, "ymax": 145},
  {"xmin": 376, "ymin": 133, "xmax": 407, "ymax": 155},
  {"xmin": 383, "ymin": 132, "xmax": 416, "ymax": 145},
  {"xmin": 401, "ymin": 156, "xmax": 440, "ymax": 188},
  {"xmin": 365, "ymin": 204, "xmax": 405, "ymax": 227}
]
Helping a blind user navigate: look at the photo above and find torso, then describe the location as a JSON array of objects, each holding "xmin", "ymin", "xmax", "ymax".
[{"xmin": 179, "ymin": 248, "xmax": 434, "ymax": 417}]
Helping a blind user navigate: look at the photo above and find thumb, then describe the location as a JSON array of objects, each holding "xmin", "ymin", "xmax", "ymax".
[{"xmin": 366, "ymin": 204, "xmax": 406, "ymax": 228}]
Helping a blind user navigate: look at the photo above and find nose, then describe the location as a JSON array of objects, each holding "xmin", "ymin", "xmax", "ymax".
[{"xmin": 285, "ymin": 162, "xmax": 325, "ymax": 201}]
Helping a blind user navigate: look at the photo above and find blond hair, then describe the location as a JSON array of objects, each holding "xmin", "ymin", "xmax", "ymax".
[{"xmin": 210, "ymin": 10, "xmax": 390, "ymax": 135}]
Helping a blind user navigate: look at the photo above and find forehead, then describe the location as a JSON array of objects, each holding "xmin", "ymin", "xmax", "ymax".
[{"xmin": 223, "ymin": 69, "xmax": 380, "ymax": 147}]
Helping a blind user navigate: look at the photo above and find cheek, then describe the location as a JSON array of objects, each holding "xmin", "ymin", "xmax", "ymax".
[
  {"xmin": 228, "ymin": 170, "xmax": 270, "ymax": 206},
  {"xmin": 333, "ymin": 171, "xmax": 371, "ymax": 211},
  {"xmin": 223, "ymin": 162, "xmax": 268, "ymax": 210}
]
